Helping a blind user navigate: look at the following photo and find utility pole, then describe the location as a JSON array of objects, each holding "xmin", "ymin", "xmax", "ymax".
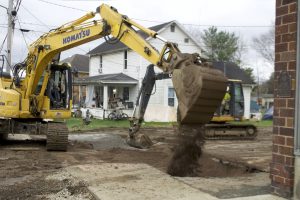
[
  {"xmin": 6, "ymin": 0, "xmax": 16, "ymax": 72},
  {"xmin": 256, "ymin": 66, "xmax": 260, "ymax": 106}
]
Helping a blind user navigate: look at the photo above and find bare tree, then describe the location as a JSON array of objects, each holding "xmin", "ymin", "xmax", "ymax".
[{"xmin": 252, "ymin": 26, "xmax": 275, "ymax": 64}]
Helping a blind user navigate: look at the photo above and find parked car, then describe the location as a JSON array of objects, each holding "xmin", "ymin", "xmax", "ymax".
[{"xmin": 262, "ymin": 106, "xmax": 273, "ymax": 120}]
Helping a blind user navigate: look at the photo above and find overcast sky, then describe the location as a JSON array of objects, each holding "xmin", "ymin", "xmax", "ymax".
[{"xmin": 0, "ymin": 0, "xmax": 275, "ymax": 80}]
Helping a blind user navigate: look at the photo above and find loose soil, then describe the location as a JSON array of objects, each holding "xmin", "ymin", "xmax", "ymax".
[{"xmin": 0, "ymin": 127, "xmax": 272, "ymax": 199}]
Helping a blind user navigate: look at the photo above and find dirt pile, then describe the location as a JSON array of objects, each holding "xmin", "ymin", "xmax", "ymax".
[
  {"xmin": 167, "ymin": 137, "xmax": 202, "ymax": 176},
  {"xmin": 166, "ymin": 125, "xmax": 256, "ymax": 177},
  {"xmin": 167, "ymin": 126, "xmax": 205, "ymax": 177}
]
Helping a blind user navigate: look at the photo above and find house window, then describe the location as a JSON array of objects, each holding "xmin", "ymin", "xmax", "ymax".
[
  {"xmin": 184, "ymin": 38, "xmax": 189, "ymax": 43},
  {"xmin": 99, "ymin": 55, "xmax": 103, "ymax": 73},
  {"xmin": 123, "ymin": 87, "xmax": 129, "ymax": 101},
  {"xmin": 168, "ymin": 88, "xmax": 175, "ymax": 106},
  {"xmin": 124, "ymin": 50, "xmax": 127, "ymax": 70},
  {"xmin": 170, "ymin": 24, "xmax": 175, "ymax": 32}
]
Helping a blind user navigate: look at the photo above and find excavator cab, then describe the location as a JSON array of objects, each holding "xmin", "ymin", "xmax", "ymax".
[
  {"xmin": 46, "ymin": 64, "xmax": 72, "ymax": 110},
  {"xmin": 230, "ymin": 80, "xmax": 245, "ymax": 118},
  {"xmin": 213, "ymin": 80, "xmax": 245, "ymax": 122}
]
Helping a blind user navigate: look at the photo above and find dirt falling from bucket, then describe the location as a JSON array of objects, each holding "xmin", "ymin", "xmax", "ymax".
[{"xmin": 167, "ymin": 126, "xmax": 205, "ymax": 177}]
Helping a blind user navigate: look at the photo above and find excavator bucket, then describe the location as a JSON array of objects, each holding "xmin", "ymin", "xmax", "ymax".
[
  {"xmin": 171, "ymin": 55, "xmax": 228, "ymax": 125},
  {"xmin": 127, "ymin": 53, "xmax": 227, "ymax": 149}
]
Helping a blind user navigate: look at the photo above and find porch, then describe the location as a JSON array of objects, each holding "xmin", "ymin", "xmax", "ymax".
[{"xmin": 74, "ymin": 73, "xmax": 138, "ymax": 119}]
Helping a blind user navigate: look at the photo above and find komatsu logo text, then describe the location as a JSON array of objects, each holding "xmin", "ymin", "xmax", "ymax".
[{"xmin": 63, "ymin": 29, "xmax": 90, "ymax": 44}]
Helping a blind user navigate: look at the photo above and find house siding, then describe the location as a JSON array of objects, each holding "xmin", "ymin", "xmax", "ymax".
[
  {"xmin": 89, "ymin": 56, "xmax": 100, "ymax": 76},
  {"xmin": 243, "ymin": 85, "xmax": 252, "ymax": 119}
]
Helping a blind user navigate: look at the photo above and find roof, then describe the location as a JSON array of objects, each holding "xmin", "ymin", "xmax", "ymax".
[
  {"xmin": 212, "ymin": 62, "xmax": 255, "ymax": 85},
  {"xmin": 60, "ymin": 54, "xmax": 89, "ymax": 73},
  {"xmin": 88, "ymin": 21, "xmax": 201, "ymax": 55},
  {"xmin": 74, "ymin": 73, "xmax": 138, "ymax": 85}
]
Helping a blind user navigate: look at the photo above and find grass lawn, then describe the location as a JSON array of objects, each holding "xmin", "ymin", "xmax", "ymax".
[
  {"xmin": 230, "ymin": 120, "xmax": 273, "ymax": 127},
  {"xmin": 66, "ymin": 118, "xmax": 175, "ymax": 131},
  {"xmin": 67, "ymin": 118, "xmax": 273, "ymax": 131}
]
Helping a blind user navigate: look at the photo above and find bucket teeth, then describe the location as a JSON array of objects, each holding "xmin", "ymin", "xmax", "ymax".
[{"xmin": 172, "ymin": 63, "xmax": 227, "ymax": 125}]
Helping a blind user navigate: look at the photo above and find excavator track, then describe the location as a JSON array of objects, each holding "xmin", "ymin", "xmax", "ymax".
[
  {"xmin": 46, "ymin": 122, "xmax": 68, "ymax": 151},
  {"xmin": 204, "ymin": 123, "xmax": 257, "ymax": 140}
]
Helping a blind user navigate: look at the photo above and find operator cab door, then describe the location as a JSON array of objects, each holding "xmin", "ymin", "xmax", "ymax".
[
  {"xmin": 230, "ymin": 81, "xmax": 244, "ymax": 119},
  {"xmin": 46, "ymin": 64, "xmax": 72, "ymax": 110}
]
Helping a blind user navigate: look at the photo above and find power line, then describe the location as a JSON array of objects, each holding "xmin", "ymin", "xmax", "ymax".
[
  {"xmin": 14, "ymin": 0, "xmax": 22, "ymax": 12},
  {"xmin": 182, "ymin": 23, "xmax": 273, "ymax": 28},
  {"xmin": 38, "ymin": 0, "xmax": 88, "ymax": 12},
  {"xmin": 34, "ymin": 0, "xmax": 273, "ymax": 29},
  {"xmin": 7, "ymin": 0, "xmax": 272, "ymax": 60},
  {"xmin": 0, "ymin": 21, "xmax": 57, "ymax": 28},
  {"xmin": 23, "ymin": 31, "xmax": 37, "ymax": 42},
  {"xmin": 20, "ymin": 4, "xmax": 50, "ymax": 29},
  {"xmin": 0, "ymin": 24, "xmax": 46, "ymax": 33},
  {"xmin": 18, "ymin": 21, "xmax": 57, "ymax": 28},
  {"xmin": 131, "ymin": 18, "xmax": 273, "ymax": 28},
  {"xmin": 1, "ymin": 25, "xmax": 87, "ymax": 53},
  {"xmin": 0, "ymin": 34, "xmax": 7, "ymax": 53},
  {"xmin": 16, "ymin": 18, "xmax": 29, "ymax": 49},
  {"xmin": 0, "ymin": 4, "xmax": 8, "ymax": 11}
]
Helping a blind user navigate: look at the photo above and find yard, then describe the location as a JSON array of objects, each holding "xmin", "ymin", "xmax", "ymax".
[{"xmin": 66, "ymin": 118, "xmax": 273, "ymax": 131}]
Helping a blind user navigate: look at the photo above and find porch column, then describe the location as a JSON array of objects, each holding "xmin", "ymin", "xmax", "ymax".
[
  {"xmin": 78, "ymin": 85, "xmax": 82, "ymax": 103},
  {"xmin": 103, "ymin": 85, "xmax": 108, "ymax": 109}
]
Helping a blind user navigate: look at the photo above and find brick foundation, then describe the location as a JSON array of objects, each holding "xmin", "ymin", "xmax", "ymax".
[{"xmin": 272, "ymin": 0, "xmax": 297, "ymax": 198}]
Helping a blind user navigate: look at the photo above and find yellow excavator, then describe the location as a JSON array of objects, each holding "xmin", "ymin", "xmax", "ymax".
[
  {"xmin": 0, "ymin": 4, "xmax": 227, "ymax": 150},
  {"xmin": 206, "ymin": 79, "xmax": 257, "ymax": 139}
]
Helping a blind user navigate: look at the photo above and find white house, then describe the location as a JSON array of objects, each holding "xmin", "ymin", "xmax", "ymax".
[
  {"xmin": 252, "ymin": 94, "xmax": 274, "ymax": 110},
  {"xmin": 76, "ymin": 21, "xmax": 201, "ymax": 121},
  {"xmin": 76, "ymin": 21, "xmax": 254, "ymax": 121}
]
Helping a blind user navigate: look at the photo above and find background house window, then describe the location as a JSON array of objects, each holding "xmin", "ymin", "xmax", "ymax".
[
  {"xmin": 168, "ymin": 88, "xmax": 175, "ymax": 106},
  {"xmin": 124, "ymin": 50, "xmax": 127, "ymax": 69},
  {"xmin": 170, "ymin": 24, "xmax": 175, "ymax": 32},
  {"xmin": 184, "ymin": 38, "xmax": 189, "ymax": 43},
  {"xmin": 99, "ymin": 55, "xmax": 103, "ymax": 73}
]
